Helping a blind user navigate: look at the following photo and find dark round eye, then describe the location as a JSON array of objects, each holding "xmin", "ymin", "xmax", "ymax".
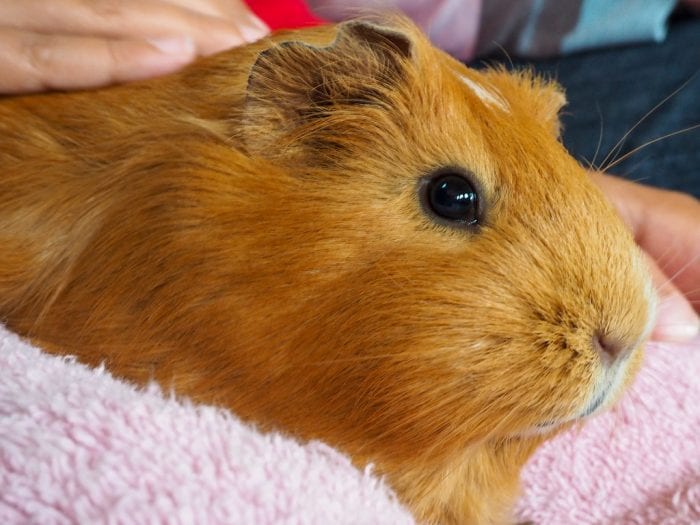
[{"xmin": 425, "ymin": 171, "xmax": 479, "ymax": 225}]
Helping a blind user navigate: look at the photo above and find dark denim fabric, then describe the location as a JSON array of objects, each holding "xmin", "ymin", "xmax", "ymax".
[{"xmin": 476, "ymin": 14, "xmax": 700, "ymax": 197}]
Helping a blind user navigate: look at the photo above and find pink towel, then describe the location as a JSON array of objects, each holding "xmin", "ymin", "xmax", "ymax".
[
  {"xmin": 1, "ymin": 322, "xmax": 698, "ymax": 524},
  {"xmin": 0, "ymin": 326, "xmax": 413, "ymax": 525},
  {"xmin": 516, "ymin": 338, "xmax": 700, "ymax": 524}
]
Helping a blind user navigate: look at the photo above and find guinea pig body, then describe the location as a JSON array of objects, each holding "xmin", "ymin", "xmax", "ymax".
[{"xmin": 0, "ymin": 19, "xmax": 655, "ymax": 524}]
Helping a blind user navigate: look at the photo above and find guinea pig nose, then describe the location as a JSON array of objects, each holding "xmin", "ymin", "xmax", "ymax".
[{"xmin": 592, "ymin": 331, "xmax": 629, "ymax": 363}]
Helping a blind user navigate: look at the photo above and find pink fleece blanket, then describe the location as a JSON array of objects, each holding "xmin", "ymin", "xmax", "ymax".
[{"xmin": 1, "ymin": 324, "xmax": 698, "ymax": 524}]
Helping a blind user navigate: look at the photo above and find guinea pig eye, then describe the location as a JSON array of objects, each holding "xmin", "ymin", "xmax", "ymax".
[{"xmin": 423, "ymin": 170, "xmax": 480, "ymax": 226}]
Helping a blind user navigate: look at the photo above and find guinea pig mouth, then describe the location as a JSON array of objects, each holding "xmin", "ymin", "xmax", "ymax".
[
  {"xmin": 532, "ymin": 394, "xmax": 607, "ymax": 432},
  {"xmin": 580, "ymin": 354, "xmax": 632, "ymax": 419},
  {"xmin": 523, "ymin": 417, "xmax": 576, "ymax": 437},
  {"xmin": 580, "ymin": 389, "xmax": 608, "ymax": 418},
  {"xmin": 526, "ymin": 355, "xmax": 634, "ymax": 436},
  {"xmin": 532, "ymin": 386, "xmax": 613, "ymax": 432}
]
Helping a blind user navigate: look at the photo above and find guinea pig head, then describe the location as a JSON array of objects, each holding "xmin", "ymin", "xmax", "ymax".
[{"xmin": 198, "ymin": 19, "xmax": 656, "ymax": 521}]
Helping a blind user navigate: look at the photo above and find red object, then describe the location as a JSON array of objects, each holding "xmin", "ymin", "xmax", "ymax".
[{"xmin": 245, "ymin": 0, "xmax": 327, "ymax": 31}]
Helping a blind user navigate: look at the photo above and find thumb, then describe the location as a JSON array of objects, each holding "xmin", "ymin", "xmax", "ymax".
[{"xmin": 645, "ymin": 252, "xmax": 700, "ymax": 342}]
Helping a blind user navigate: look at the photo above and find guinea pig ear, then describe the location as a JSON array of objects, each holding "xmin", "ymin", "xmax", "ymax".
[
  {"xmin": 243, "ymin": 21, "xmax": 414, "ymax": 158},
  {"xmin": 482, "ymin": 69, "xmax": 567, "ymax": 137},
  {"xmin": 335, "ymin": 20, "xmax": 414, "ymax": 62},
  {"xmin": 531, "ymin": 78, "xmax": 567, "ymax": 138},
  {"xmin": 507, "ymin": 73, "xmax": 566, "ymax": 137}
]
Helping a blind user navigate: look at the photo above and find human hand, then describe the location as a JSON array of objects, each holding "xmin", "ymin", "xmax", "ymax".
[
  {"xmin": 0, "ymin": 0, "xmax": 269, "ymax": 94},
  {"xmin": 683, "ymin": 0, "xmax": 700, "ymax": 14},
  {"xmin": 592, "ymin": 172, "xmax": 700, "ymax": 342}
]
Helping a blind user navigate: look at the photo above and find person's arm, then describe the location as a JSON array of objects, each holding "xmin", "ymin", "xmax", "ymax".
[
  {"xmin": 592, "ymin": 172, "xmax": 700, "ymax": 342},
  {"xmin": 0, "ymin": 0, "xmax": 269, "ymax": 94}
]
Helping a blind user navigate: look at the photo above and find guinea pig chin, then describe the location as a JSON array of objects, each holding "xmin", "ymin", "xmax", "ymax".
[
  {"xmin": 527, "ymin": 343, "xmax": 641, "ymax": 437},
  {"xmin": 580, "ymin": 347, "xmax": 636, "ymax": 418}
]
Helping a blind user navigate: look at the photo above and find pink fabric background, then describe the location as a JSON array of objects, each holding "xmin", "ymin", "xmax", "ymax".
[
  {"xmin": 516, "ymin": 337, "xmax": 700, "ymax": 524},
  {"xmin": 1, "ymin": 324, "xmax": 698, "ymax": 524}
]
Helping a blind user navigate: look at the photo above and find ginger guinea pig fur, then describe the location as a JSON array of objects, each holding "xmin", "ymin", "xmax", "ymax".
[{"xmin": 0, "ymin": 18, "xmax": 655, "ymax": 525}]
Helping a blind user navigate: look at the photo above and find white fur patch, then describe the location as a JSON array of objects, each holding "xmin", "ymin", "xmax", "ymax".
[
  {"xmin": 459, "ymin": 75, "xmax": 508, "ymax": 111},
  {"xmin": 641, "ymin": 261, "xmax": 659, "ymax": 342},
  {"xmin": 585, "ymin": 357, "xmax": 628, "ymax": 418}
]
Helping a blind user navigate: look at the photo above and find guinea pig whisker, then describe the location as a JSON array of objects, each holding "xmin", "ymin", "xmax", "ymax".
[
  {"xmin": 681, "ymin": 286, "xmax": 700, "ymax": 297},
  {"xmin": 627, "ymin": 175, "xmax": 651, "ymax": 184},
  {"xmin": 598, "ymin": 71, "xmax": 698, "ymax": 171},
  {"xmin": 663, "ymin": 251, "xmax": 700, "ymax": 283},
  {"xmin": 494, "ymin": 42, "xmax": 515, "ymax": 69},
  {"xmin": 654, "ymin": 321, "xmax": 700, "ymax": 327},
  {"xmin": 603, "ymin": 123, "xmax": 700, "ymax": 173},
  {"xmin": 606, "ymin": 159, "xmax": 647, "ymax": 183},
  {"xmin": 587, "ymin": 102, "xmax": 605, "ymax": 170},
  {"xmin": 651, "ymin": 242, "xmax": 684, "ymax": 275},
  {"xmin": 653, "ymin": 252, "xmax": 700, "ymax": 296}
]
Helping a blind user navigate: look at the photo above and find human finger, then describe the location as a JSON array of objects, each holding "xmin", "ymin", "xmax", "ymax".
[
  {"xmin": 0, "ymin": 0, "xmax": 267, "ymax": 56},
  {"xmin": 0, "ymin": 27, "xmax": 195, "ymax": 93},
  {"xmin": 164, "ymin": 0, "xmax": 269, "ymax": 34},
  {"xmin": 644, "ymin": 252, "xmax": 699, "ymax": 342}
]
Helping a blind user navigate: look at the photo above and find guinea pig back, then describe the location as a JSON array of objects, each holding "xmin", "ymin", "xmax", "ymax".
[{"xmin": 0, "ymin": 18, "xmax": 655, "ymax": 524}]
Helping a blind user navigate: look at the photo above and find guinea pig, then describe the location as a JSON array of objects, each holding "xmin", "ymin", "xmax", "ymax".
[{"xmin": 0, "ymin": 17, "xmax": 655, "ymax": 525}]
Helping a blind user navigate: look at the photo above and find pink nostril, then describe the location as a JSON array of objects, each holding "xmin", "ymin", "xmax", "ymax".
[{"xmin": 593, "ymin": 332, "xmax": 628, "ymax": 362}]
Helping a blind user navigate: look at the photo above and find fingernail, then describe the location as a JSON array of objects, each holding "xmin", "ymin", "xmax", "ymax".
[
  {"xmin": 652, "ymin": 294, "xmax": 700, "ymax": 342},
  {"xmin": 250, "ymin": 15, "xmax": 270, "ymax": 33},
  {"xmin": 240, "ymin": 22, "xmax": 270, "ymax": 43},
  {"xmin": 147, "ymin": 36, "xmax": 195, "ymax": 57}
]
